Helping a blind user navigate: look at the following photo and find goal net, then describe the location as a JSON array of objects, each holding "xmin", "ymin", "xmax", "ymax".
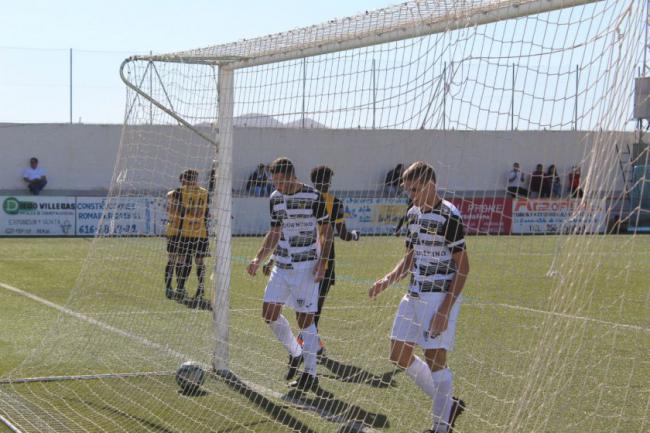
[{"xmin": 2, "ymin": 1, "xmax": 649, "ymax": 432}]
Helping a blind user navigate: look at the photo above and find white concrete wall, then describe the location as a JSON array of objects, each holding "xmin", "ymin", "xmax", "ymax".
[
  {"xmin": 0, "ymin": 124, "xmax": 121, "ymax": 192},
  {"xmin": 0, "ymin": 124, "xmax": 632, "ymax": 193}
]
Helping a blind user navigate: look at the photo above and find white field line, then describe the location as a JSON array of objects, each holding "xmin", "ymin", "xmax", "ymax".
[
  {"xmin": 0, "ymin": 258, "xmax": 81, "ymax": 262},
  {"xmin": 4, "ymin": 279, "xmax": 642, "ymax": 336},
  {"xmin": 0, "ymin": 413, "xmax": 23, "ymax": 433},
  {"xmin": 0, "ymin": 371, "xmax": 171, "ymax": 385},
  {"xmin": 0, "ymin": 281, "xmax": 189, "ymax": 363},
  {"xmin": 468, "ymin": 301, "xmax": 650, "ymax": 333},
  {"xmin": 0, "ymin": 282, "xmax": 355, "ymax": 430}
]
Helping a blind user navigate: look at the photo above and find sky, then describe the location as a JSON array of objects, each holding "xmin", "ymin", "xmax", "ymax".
[
  {"xmin": 0, "ymin": 1, "xmax": 643, "ymax": 128},
  {"xmin": 0, "ymin": 0, "xmax": 392, "ymax": 124}
]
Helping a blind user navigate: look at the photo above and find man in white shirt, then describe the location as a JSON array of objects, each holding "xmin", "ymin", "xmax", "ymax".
[
  {"xmin": 23, "ymin": 157, "xmax": 47, "ymax": 195},
  {"xmin": 506, "ymin": 162, "xmax": 527, "ymax": 198}
]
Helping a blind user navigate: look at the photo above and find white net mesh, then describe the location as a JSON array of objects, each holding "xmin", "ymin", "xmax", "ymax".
[{"xmin": 1, "ymin": 1, "xmax": 649, "ymax": 433}]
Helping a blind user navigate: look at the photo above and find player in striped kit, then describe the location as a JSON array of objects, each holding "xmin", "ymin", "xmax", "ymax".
[
  {"xmin": 369, "ymin": 161, "xmax": 468, "ymax": 433},
  {"xmin": 247, "ymin": 157, "xmax": 333, "ymax": 392}
]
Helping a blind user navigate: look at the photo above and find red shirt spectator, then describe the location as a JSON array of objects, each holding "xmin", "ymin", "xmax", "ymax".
[{"xmin": 568, "ymin": 166, "xmax": 583, "ymax": 198}]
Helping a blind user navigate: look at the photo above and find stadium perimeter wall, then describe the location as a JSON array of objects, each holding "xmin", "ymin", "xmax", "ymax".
[{"xmin": 0, "ymin": 124, "xmax": 632, "ymax": 194}]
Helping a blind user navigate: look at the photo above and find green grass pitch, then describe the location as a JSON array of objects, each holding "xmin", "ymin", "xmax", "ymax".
[{"xmin": 0, "ymin": 236, "xmax": 648, "ymax": 432}]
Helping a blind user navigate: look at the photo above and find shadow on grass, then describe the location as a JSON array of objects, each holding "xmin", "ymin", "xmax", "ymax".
[
  {"xmin": 318, "ymin": 355, "xmax": 402, "ymax": 388},
  {"xmin": 216, "ymin": 369, "xmax": 390, "ymax": 432},
  {"xmin": 81, "ymin": 399, "xmax": 178, "ymax": 433},
  {"xmin": 282, "ymin": 386, "xmax": 390, "ymax": 431},
  {"xmin": 215, "ymin": 370, "xmax": 318, "ymax": 433}
]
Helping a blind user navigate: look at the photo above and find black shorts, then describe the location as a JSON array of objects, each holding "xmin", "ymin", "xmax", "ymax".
[
  {"xmin": 167, "ymin": 236, "xmax": 209, "ymax": 257},
  {"xmin": 318, "ymin": 268, "xmax": 335, "ymax": 297}
]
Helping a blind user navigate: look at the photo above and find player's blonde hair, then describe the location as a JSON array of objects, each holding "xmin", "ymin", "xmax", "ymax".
[{"xmin": 401, "ymin": 161, "xmax": 436, "ymax": 185}]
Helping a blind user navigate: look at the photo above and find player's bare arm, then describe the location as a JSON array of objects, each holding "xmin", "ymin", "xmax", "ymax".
[
  {"xmin": 166, "ymin": 193, "xmax": 180, "ymax": 216},
  {"xmin": 247, "ymin": 226, "xmax": 281, "ymax": 276},
  {"xmin": 369, "ymin": 248, "xmax": 414, "ymax": 299},
  {"xmin": 335, "ymin": 221, "xmax": 359, "ymax": 241},
  {"xmin": 428, "ymin": 249, "xmax": 469, "ymax": 337},
  {"xmin": 314, "ymin": 222, "xmax": 333, "ymax": 282}
]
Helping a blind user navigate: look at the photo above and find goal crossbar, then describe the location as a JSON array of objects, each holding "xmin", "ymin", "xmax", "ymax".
[{"xmin": 127, "ymin": 0, "xmax": 603, "ymax": 68}]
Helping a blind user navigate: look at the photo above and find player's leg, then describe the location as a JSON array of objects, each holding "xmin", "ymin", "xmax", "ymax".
[
  {"xmin": 423, "ymin": 349, "xmax": 464, "ymax": 433},
  {"xmin": 196, "ymin": 237, "xmax": 208, "ymax": 296},
  {"xmin": 391, "ymin": 294, "xmax": 449, "ymax": 430},
  {"xmin": 174, "ymin": 237, "xmax": 187, "ymax": 294},
  {"xmin": 295, "ymin": 312, "xmax": 315, "ymax": 365},
  {"xmin": 165, "ymin": 236, "xmax": 179, "ymax": 299},
  {"xmin": 263, "ymin": 269, "xmax": 303, "ymax": 380},
  {"xmin": 302, "ymin": 274, "xmax": 331, "ymax": 357},
  {"xmin": 190, "ymin": 238, "xmax": 209, "ymax": 308},
  {"xmin": 288, "ymin": 268, "xmax": 322, "ymax": 391},
  {"xmin": 419, "ymin": 295, "xmax": 464, "ymax": 433},
  {"xmin": 195, "ymin": 256, "xmax": 206, "ymax": 297},
  {"xmin": 314, "ymin": 273, "xmax": 332, "ymax": 329},
  {"xmin": 175, "ymin": 239, "xmax": 193, "ymax": 301},
  {"xmin": 188, "ymin": 255, "xmax": 211, "ymax": 309}
]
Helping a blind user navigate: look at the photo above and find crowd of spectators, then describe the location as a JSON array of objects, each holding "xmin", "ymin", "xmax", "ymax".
[
  {"xmin": 20, "ymin": 157, "xmax": 585, "ymax": 201},
  {"xmin": 507, "ymin": 162, "xmax": 582, "ymax": 198}
]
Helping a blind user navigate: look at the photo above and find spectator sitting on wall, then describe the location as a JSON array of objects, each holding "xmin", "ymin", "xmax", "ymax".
[
  {"xmin": 528, "ymin": 164, "xmax": 544, "ymax": 198},
  {"xmin": 506, "ymin": 162, "xmax": 528, "ymax": 198},
  {"xmin": 544, "ymin": 164, "xmax": 562, "ymax": 198},
  {"xmin": 384, "ymin": 163, "xmax": 404, "ymax": 196},
  {"xmin": 568, "ymin": 166, "xmax": 584, "ymax": 198},
  {"xmin": 23, "ymin": 157, "xmax": 47, "ymax": 195},
  {"xmin": 245, "ymin": 163, "xmax": 272, "ymax": 196}
]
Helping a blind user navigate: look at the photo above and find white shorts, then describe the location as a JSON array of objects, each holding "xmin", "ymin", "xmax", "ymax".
[
  {"xmin": 390, "ymin": 292, "xmax": 463, "ymax": 350},
  {"xmin": 263, "ymin": 266, "xmax": 319, "ymax": 313}
]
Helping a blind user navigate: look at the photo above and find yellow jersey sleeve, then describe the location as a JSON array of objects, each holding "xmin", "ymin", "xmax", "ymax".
[{"xmin": 166, "ymin": 189, "xmax": 182, "ymax": 237}]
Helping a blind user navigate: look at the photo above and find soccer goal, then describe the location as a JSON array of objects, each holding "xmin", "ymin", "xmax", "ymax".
[{"xmin": 1, "ymin": 1, "xmax": 648, "ymax": 432}]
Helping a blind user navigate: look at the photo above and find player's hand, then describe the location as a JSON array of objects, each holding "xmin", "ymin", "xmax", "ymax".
[
  {"xmin": 313, "ymin": 260, "xmax": 326, "ymax": 282},
  {"xmin": 393, "ymin": 226, "xmax": 401, "ymax": 236},
  {"xmin": 247, "ymin": 258, "xmax": 260, "ymax": 277},
  {"xmin": 427, "ymin": 311, "xmax": 449, "ymax": 339},
  {"xmin": 351, "ymin": 230, "xmax": 360, "ymax": 241},
  {"xmin": 369, "ymin": 277, "xmax": 390, "ymax": 299},
  {"xmin": 262, "ymin": 260, "xmax": 273, "ymax": 276}
]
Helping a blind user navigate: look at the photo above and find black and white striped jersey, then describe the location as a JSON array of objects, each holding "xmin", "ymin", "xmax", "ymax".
[
  {"xmin": 406, "ymin": 199, "xmax": 466, "ymax": 293},
  {"xmin": 269, "ymin": 184, "xmax": 329, "ymax": 269}
]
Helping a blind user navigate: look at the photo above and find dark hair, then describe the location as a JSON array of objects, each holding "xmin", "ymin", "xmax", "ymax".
[
  {"xmin": 180, "ymin": 169, "xmax": 199, "ymax": 182},
  {"xmin": 310, "ymin": 166, "xmax": 334, "ymax": 184},
  {"xmin": 401, "ymin": 161, "xmax": 436, "ymax": 185},
  {"xmin": 269, "ymin": 157, "xmax": 295, "ymax": 177},
  {"xmin": 30, "ymin": 157, "xmax": 38, "ymax": 163}
]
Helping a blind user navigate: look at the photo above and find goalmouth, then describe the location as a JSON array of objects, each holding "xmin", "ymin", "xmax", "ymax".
[{"xmin": 2, "ymin": 1, "xmax": 648, "ymax": 433}]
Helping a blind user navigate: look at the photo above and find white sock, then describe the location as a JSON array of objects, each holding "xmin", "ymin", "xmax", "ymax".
[
  {"xmin": 269, "ymin": 315, "xmax": 302, "ymax": 357},
  {"xmin": 431, "ymin": 368, "xmax": 454, "ymax": 433},
  {"xmin": 405, "ymin": 356, "xmax": 437, "ymax": 398},
  {"xmin": 301, "ymin": 323, "xmax": 319, "ymax": 376}
]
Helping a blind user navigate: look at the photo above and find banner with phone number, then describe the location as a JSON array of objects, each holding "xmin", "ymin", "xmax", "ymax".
[{"xmin": 75, "ymin": 197, "xmax": 155, "ymax": 236}]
